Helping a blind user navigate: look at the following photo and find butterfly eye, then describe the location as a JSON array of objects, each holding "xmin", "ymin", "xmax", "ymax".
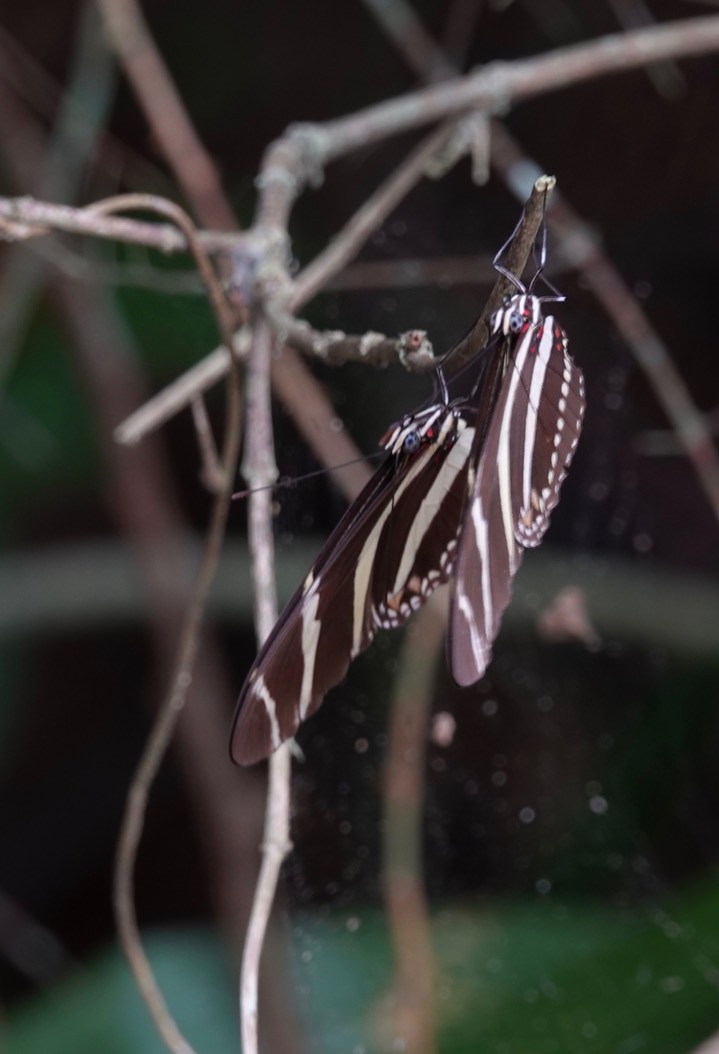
[
  {"xmin": 509, "ymin": 310, "xmax": 525, "ymax": 333},
  {"xmin": 403, "ymin": 431, "xmax": 421, "ymax": 454}
]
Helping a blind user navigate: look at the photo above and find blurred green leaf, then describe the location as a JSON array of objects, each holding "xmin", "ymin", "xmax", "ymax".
[
  {"xmin": 1, "ymin": 308, "xmax": 98, "ymax": 521},
  {"xmin": 3, "ymin": 929, "xmax": 236, "ymax": 1054},
  {"xmin": 292, "ymin": 879, "xmax": 719, "ymax": 1054},
  {"xmin": 5, "ymin": 885, "xmax": 719, "ymax": 1054}
]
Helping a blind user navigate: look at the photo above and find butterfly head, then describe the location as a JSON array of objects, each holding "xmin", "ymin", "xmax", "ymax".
[
  {"xmin": 381, "ymin": 405, "xmax": 462, "ymax": 457},
  {"xmin": 402, "ymin": 430, "xmax": 422, "ymax": 454},
  {"xmin": 491, "ymin": 293, "xmax": 542, "ymax": 338}
]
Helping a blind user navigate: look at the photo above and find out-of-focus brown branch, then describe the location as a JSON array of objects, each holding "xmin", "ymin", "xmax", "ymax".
[
  {"xmin": 0, "ymin": 887, "xmax": 75, "ymax": 984},
  {"xmin": 98, "ymin": 198, "xmax": 241, "ymax": 1054},
  {"xmin": 605, "ymin": 0, "xmax": 685, "ymax": 98},
  {"xmin": 55, "ymin": 266, "xmax": 267, "ymax": 1044},
  {"xmin": 96, "ymin": 0, "xmax": 236, "ymax": 232},
  {"xmin": 113, "ymin": 321, "xmax": 400, "ymax": 481},
  {"xmin": 2, "ymin": 22, "xmax": 256, "ymax": 1048},
  {"xmin": 291, "ymin": 121, "xmax": 457, "ymax": 307},
  {"xmin": 93, "ymin": 23, "xmax": 301, "ymax": 1054},
  {"xmin": 363, "ymin": 0, "xmax": 719, "ymax": 527},
  {"xmin": 441, "ymin": 0, "xmax": 483, "ymax": 70},
  {"xmin": 0, "ymin": 2, "xmax": 115, "ymax": 393},
  {"xmin": 4, "ymin": 12, "xmax": 718, "ymax": 445},
  {"xmin": 191, "ymin": 396, "xmax": 226, "ymax": 492},
  {"xmin": 0, "ymin": 21, "xmax": 171, "ymax": 193},
  {"xmin": 489, "ymin": 122, "xmax": 719, "ymax": 527},
  {"xmin": 93, "ymin": 6, "xmax": 332, "ymax": 1050},
  {"xmin": 312, "ymin": 14, "xmax": 719, "ymax": 160},
  {"xmin": 325, "ymin": 254, "xmax": 496, "ymax": 290},
  {"xmin": 268, "ymin": 348, "xmax": 372, "ymax": 502},
  {"xmin": 96, "ymin": 0, "xmax": 374, "ymax": 525},
  {"xmin": 380, "ymin": 591, "xmax": 447, "ymax": 1054}
]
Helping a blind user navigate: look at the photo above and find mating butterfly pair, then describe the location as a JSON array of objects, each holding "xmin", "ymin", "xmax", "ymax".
[{"xmin": 230, "ymin": 239, "xmax": 585, "ymax": 765}]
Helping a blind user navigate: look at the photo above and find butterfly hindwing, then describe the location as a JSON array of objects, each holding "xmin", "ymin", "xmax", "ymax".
[
  {"xmin": 448, "ymin": 310, "xmax": 585, "ymax": 688},
  {"xmin": 512, "ymin": 319, "xmax": 585, "ymax": 547}
]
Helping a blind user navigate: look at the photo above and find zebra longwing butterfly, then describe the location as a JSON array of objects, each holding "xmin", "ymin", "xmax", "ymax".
[{"xmin": 230, "ymin": 275, "xmax": 585, "ymax": 765}]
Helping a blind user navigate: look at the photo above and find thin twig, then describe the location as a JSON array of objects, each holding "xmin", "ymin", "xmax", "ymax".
[
  {"xmin": 55, "ymin": 264, "xmax": 271, "ymax": 984},
  {"xmin": 266, "ymin": 303, "xmax": 436, "ymax": 370},
  {"xmin": 97, "ymin": 0, "xmax": 375, "ymax": 624},
  {"xmin": 114, "ymin": 339, "xmax": 249, "ymax": 445},
  {"xmin": 118, "ymin": 124, "xmax": 458, "ymax": 443},
  {"xmin": 115, "ymin": 163, "xmax": 541, "ymax": 448},
  {"xmin": 381, "ymin": 592, "xmax": 447, "ymax": 1054},
  {"xmin": 110, "ymin": 198, "xmax": 242, "ymax": 1054},
  {"xmin": 0, "ymin": 195, "xmax": 241, "ymax": 252},
  {"xmin": 238, "ymin": 317, "xmax": 292, "ymax": 1054},
  {"xmin": 191, "ymin": 396, "xmax": 227, "ymax": 493},
  {"xmin": 83, "ymin": 26, "xmax": 308, "ymax": 1042}
]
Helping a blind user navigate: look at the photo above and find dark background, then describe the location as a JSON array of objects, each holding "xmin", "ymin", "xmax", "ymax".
[{"xmin": 1, "ymin": 1, "xmax": 719, "ymax": 1052}]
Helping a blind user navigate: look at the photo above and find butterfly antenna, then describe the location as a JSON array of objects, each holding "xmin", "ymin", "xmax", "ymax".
[
  {"xmin": 528, "ymin": 186, "xmax": 565, "ymax": 305},
  {"xmin": 436, "ymin": 363, "xmax": 450, "ymax": 406},
  {"xmin": 232, "ymin": 453, "xmax": 383, "ymax": 500},
  {"xmin": 492, "ymin": 209, "xmax": 529, "ymax": 293}
]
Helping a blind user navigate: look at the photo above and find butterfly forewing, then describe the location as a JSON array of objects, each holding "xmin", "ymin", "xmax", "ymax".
[
  {"xmin": 448, "ymin": 308, "xmax": 585, "ymax": 688},
  {"xmin": 230, "ymin": 408, "xmax": 474, "ymax": 765},
  {"xmin": 231, "ymin": 458, "xmax": 401, "ymax": 764},
  {"xmin": 371, "ymin": 421, "xmax": 475, "ymax": 629}
]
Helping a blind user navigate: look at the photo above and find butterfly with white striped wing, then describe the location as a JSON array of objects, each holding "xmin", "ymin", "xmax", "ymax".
[{"xmin": 230, "ymin": 290, "xmax": 584, "ymax": 765}]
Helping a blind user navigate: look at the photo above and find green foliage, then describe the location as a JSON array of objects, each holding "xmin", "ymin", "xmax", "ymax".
[
  {"xmin": 116, "ymin": 277, "xmax": 217, "ymax": 375},
  {"xmin": 293, "ymin": 884, "xmax": 719, "ymax": 1054},
  {"xmin": 6, "ymin": 881, "xmax": 719, "ymax": 1053},
  {"xmin": 3, "ymin": 930, "xmax": 236, "ymax": 1054},
  {"xmin": 1, "ymin": 308, "xmax": 98, "ymax": 530}
]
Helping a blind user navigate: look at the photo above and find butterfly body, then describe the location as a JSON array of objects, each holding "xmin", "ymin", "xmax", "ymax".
[{"xmin": 231, "ymin": 291, "xmax": 584, "ymax": 765}]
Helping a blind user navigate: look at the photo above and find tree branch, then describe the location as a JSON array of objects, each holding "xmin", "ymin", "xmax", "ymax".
[
  {"xmin": 238, "ymin": 316, "xmax": 292, "ymax": 1054},
  {"xmin": 109, "ymin": 199, "xmax": 242, "ymax": 1054}
]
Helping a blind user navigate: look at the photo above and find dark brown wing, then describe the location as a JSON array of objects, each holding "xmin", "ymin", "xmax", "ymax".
[
  {"xmin": 231, "ymin": 410, "xmax": 474, "ymax": 764},
  {"xmin": 448, "ymin": 315, "xmax": 585, "ymax": 687}
]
